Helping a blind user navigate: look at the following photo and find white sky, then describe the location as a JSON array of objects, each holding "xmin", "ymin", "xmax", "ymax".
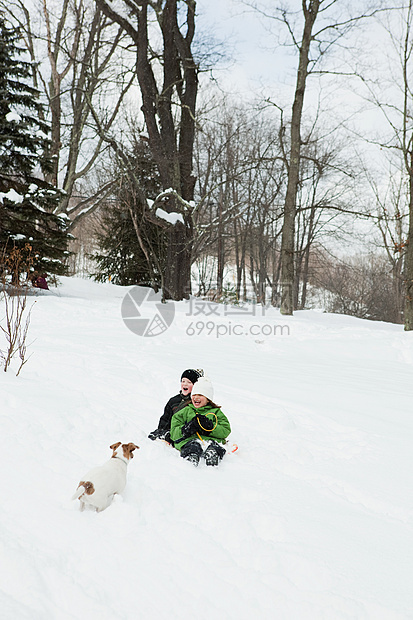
[
  {"xmin": 196, "ymin": 0, "xmax": 402, "ymax": 127},
  {"xmin": 196, "ymin": 0, "xmax": 296, "ymax": 97}
]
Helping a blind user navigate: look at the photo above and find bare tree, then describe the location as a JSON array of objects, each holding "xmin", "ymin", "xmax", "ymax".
[
  {"xmin": 193, "ymin": 102, "xmax": 252, "ymax": 299},
  {"xmin": 279, "ymin": 0, "xmax": 321, "ymax": 315},
  {"xmin": 354, "ymin": 1, "xmax": 413, "ymax": 328},
  {"xmin": 294, "ymin": 130, "xmax": 359, "ymax": 309},
  {"xmin": 1, "ymin": 0, "xmax": 134, "ymax": 228},
  {"xmin": 0, "ymin": 245, "xmax": 35, "ymax": 376},
  {"xmin": 314, "ymin": 251, "xmax": 402, "ymax": 323},
  {"xmin": 96, "ymin": 0, "xmax": 199, "ymax": 300},
  {"xmin": 247, "ymin": 0, "xmax": 382, "ymax": 314},
  {"xmin": 391, "ymin": 2, "xmax": 413, "ymax": 330},
  {"xmin": 193, "ymin": 98, "xmax": 286, "ymax": 304},
  {"xmin": 386, "ymin": 2, "xmax": 413, "ymax": 330},
  {"xmin": 361, "ymin": 163, "xmax": 406, "ymax": 323}
]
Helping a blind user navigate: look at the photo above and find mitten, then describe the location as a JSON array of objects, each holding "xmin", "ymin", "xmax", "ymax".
[
  {"xmin": 196, "ymin": 414, "xmax": 214, "ymax": 433},
  {"xmin": 148, "ymin": 428, "xmax": 163, "ymax": 441},
  {"xmin": 181, "ymin": 417, "xmax": 199, "ymax": 439},
  {"xmin": 163, "ymin": 431, "xmax": 174, "ymax": 446}
]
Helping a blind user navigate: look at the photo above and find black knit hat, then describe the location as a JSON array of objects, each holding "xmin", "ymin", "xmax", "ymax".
[{"xmin": 181, "ymin": 369, "xmax": 202, "ymax": 384}]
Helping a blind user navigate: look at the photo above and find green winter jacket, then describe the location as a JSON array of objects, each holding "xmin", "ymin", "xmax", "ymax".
[{"xmin": 170, "ymin": 402, "xmax": 231, "ymax": 450}]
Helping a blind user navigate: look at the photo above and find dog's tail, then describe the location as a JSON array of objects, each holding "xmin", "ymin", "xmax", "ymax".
[
  {"xmin": 72, "ymin": 480, "xmax": 95, "ymax": 501},
  {"xmin": 71, "ymin": 486, "xmax": 85, "ymax": 501}
]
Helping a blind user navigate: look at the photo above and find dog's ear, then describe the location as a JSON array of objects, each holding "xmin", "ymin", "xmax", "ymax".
[
  {"xmin": 110, "ymin": 442, "xmax": 121, "ymax": 451},
  {"xmin": 124, "ymin": 443, "xmax": 140, "ymax": 458}
]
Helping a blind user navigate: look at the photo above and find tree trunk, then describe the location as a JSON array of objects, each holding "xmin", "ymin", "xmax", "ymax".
[
  {"xmin": 403, "ymin": 6, "xmax": 413, "ymax": 329},
  {"xmin": 136, "ymin": 1, "xmax": 198, "ymax": 300},
  {"xmin": 216, "ymin": 195, "xmax": 224, "ymax": 298},
  {"xmin": 404, "ymin": 165, "xmax": 413, "ymax": 329},
  {"xmin": 164, "ymin": 223, "xmax": 191, "ymax": 299},
  {"xmin": 258, "ymin": 222, "xmax": 267, "ymax": 305},
  {"xmin": 96, "ymin": 1, "xmax": 198, "ymax": 300},
  {"xmin": 280, "ymin": 1, "xmax": 320, "ymax": 315}
]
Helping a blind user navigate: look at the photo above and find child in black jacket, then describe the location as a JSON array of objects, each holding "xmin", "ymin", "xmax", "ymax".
[{"xmin": 148, "ymin": 369, "xmax": 203, "ymax": 445}]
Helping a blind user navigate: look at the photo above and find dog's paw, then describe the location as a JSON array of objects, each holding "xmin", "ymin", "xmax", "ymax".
[{"xmin": 112, "ymin": 494, "xmax": 124, "ymax": 505}]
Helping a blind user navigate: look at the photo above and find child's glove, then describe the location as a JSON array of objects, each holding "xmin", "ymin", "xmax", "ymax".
[
  {"xmin": 148, "ymin": 428, "xmax": 164, "ymax": 441},
  {"xmin": 181, "ymin": 418, "xmax": 199, "ymax": 439},
  {"xmin": 196, "ymin": 414, "xmax": 214, "ymax": 433},
  {"xmin": 163, "ymin": 431, "xmax": 174, "ymax": 446}
]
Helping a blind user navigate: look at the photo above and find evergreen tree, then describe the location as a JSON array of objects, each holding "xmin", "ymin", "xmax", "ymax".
[
  {"xmin": 92, "ymin": 140, "xmax": 167, "ymax": 287},
  {"xmin": 0, "ymin": 15, "xmax": 69, "ymax": 279},
  {"xmin": 92, "ymin": 202, "xmax": 166, "ymax": 287}
]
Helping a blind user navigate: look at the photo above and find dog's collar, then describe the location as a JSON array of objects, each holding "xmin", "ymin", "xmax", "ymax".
[{"xmin": 112, "ymin": 455, "xmax": 128, "ymax": 464}]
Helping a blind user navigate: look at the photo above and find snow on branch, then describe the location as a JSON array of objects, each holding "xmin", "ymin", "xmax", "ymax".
[
  {"xmin": 155, "ymin": 207, "xmax": 184, "ymax": 226},
  {"xmin": 6, "ymin": 111, "xmax": 21, "ymax": 123},
  {"xmin": 0, "ymin": 189, "xmax": 24, "ymax": 204},
  {"xmin": 150, "ymin": 188, "xmax": 195, "ymax": 226}
]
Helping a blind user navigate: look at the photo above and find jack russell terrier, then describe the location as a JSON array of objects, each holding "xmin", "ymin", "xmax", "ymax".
[{"xmin": 72, "ymin": 442, "xmax": 139, "ymax": 512}]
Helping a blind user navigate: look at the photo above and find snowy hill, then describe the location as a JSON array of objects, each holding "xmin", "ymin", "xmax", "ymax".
[{"xmin": 1, "ymin": 277, "xmax": 412, "ymax": 619}]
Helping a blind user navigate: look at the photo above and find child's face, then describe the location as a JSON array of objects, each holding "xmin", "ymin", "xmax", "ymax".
[
  {"xmin": 181, "ymin": 378, "xmax": 193, "ymax": 396},
  {"xmin": 191, "ymin": 393, "xmax": 208, "ymax": 408}
]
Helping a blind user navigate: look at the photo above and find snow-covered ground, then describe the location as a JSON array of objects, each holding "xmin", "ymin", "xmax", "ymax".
[{"xmin": 1, "ymin": 277, "xmax": 412, "ymax": 619}]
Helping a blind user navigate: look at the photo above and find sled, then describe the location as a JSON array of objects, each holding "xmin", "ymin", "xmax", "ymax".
[{"xmin": 155, "ymin": 436, "xmax": 238, "ymax": 453}]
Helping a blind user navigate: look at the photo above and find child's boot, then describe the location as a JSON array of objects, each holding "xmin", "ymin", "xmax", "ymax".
[
  {"xmin": 181, "ymin": 439, "xmax": 203, "ymax": 466},
  {"xmin": 204, "ymin": 442, "xmax": 226, "ymax": 466}
]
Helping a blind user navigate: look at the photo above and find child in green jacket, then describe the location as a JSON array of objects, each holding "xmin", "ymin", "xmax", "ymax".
[{"xmin": 170, "ymin": 376, "xmax": 231, "ymax": 466}]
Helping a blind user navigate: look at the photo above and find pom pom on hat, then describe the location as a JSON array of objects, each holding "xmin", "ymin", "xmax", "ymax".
[
  {"xmin": 181, "ymin": 369, "xmax": 203, "ymax": 384},
  {"xmin": 191, "ymin": 376, "xmax": 214, "ymax": 402}
]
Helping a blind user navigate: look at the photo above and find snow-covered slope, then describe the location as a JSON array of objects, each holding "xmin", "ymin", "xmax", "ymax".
[{"xmin": 1, "ymin": 277, "xmax": 412, "ymax": 619}]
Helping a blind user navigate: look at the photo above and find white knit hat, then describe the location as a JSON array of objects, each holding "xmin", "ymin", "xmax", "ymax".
[{"xmin": 192, "ymin": 377, "xmax": 214, "ymax": 402}]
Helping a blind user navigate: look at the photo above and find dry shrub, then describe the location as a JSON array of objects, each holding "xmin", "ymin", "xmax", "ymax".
[{"xmin": 0, "ymin": 244, "xmax": 35, "ymax": 375}]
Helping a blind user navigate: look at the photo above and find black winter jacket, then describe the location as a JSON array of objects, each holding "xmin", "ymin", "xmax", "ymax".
[{"xmin": 156, "ymin": 392, "xmax": 192, "ymax": 433}]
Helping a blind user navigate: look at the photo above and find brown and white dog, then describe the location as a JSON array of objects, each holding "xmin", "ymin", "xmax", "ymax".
[{"xmin": 72, "ymin": 442, "xmax": 139, "ymax": 512}]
